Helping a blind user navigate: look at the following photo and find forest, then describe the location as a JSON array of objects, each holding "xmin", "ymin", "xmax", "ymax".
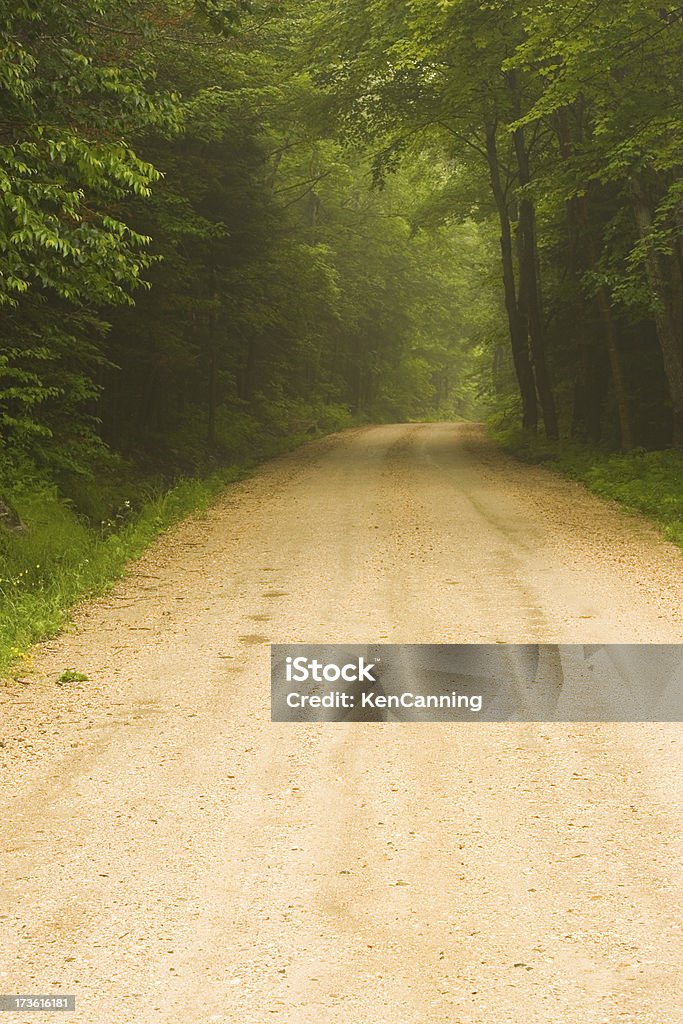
[{"xmin": 2, "ymin": 0, "xmax": 683, "ymax": 663}]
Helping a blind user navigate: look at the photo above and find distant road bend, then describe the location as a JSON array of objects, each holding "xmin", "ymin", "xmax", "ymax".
[{"xmin": 1, "ymin": 423, "xmax": 682, "ymax": 1023}]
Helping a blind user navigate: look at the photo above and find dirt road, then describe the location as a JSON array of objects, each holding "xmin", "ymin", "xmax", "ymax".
[{"xmin": 1, "ymin": 423, "xmax": 682, "ymax": 1023}]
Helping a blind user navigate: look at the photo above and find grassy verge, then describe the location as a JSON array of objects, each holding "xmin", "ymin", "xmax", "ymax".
[
  {"xmin": 0, "ymin": 415, "xmax": 348, "ymax": 676},
  {"xmin": 0, "ymin": 468, "xmax": 249, "ymax": 676},
  {"xmin": 493, "ymin": 425, "xmax": 683, "ymax": 548}
]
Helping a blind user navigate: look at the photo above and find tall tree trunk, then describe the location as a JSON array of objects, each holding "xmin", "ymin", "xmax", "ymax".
[
  {"xmin": 557, "ymin": 111, "xmax": 634, "ymax": 448},
  {"xmin": 556, "ymin": 108, "xmax": 635, "ymax": 449},
  {"xmin": 207, "ymin": 345, "xmax": 217, "ymax": 448},
  {"xmin": 236, "ymin": 339, "xmax": 256, "ymax": 402},
  {"xmin": 578, "ymin": 196, "xmax": 635, "ymax": 450},
  {"xmin": 509, "ymin": 91, "xmax": 558, "ymax": 439},
  {"xmin": 556, "ymin": 112, "xmax": 599, "ymax": 442},
  {"xmin": 485, "ymin": 121, "xmax": 538, "ymax": 431},
  {"xmin": 355, "ymin": 364, "xmax": 365, "ymax": 416},
  {"xmin": 670, "ymin": 199, "xmax": 683, "ymax": 336},
  {"xmin": 632, "ymin": 183, "xmax": 683, "ymax": 446},
  {"xmin": 596, "ymin": 287, "xmax": 636, "ymax": 450}
]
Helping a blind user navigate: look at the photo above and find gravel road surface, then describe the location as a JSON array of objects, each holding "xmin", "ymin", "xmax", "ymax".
[{"xmin": 1, "ymin": 423, "xmax": 681, "ymax": 1023}]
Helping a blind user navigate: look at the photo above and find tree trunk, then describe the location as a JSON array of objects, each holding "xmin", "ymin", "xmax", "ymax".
[
  {"xmin": 207, "ymin": 346, "xmax": 217, "ymax": 448},
  {"xmin": 556, "ymin": 107, "xmax": 635, "ymax": 450},
  {"xmin": 485, "ymin": 122, "xmax": 538, "ymax": 431},
  {"xmin": 510, "ymin": 108, "xmax": 559, "ymax": 440},
  {"xmin": 596, "ymin": 286, "xmax": 636, "ymax": 450},
  {"xmin": 632, "ymin": 184, "xmax": 683, "ymax": 446},
  {"xmin": 236, "ymin": 339, "xmax": 256, "ymax": 402}
]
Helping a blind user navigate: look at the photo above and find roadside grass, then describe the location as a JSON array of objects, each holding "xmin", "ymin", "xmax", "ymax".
[
  {"xmin": 0, "ymin": 402, "xmax": 358, "ymax": 677},
  {"xmin": 0, "ymin": 468, "xmax": 247, "ymax": 676},
  {"xmin": 493, "ymin": 425, "xmax": 683, "ymax": 548}
]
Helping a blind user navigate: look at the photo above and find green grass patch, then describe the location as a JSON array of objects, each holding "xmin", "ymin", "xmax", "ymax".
[
  {"xmin": 0, "ymin": 467, "xmax": 246, "ymax": 676},
  {"xmin": 494, "ymin": 425, "xmax": 683, "ymax": 547},
  {"xmin": 57, "ymin": 669, "xmax": 89, "ymax": 684}
]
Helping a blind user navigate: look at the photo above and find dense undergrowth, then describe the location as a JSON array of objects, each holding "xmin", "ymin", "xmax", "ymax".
[{"xmin": 495, "ymin": 427, "xmax": 683, "ymax": 549}]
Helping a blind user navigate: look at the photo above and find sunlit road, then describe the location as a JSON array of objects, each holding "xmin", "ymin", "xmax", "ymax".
[{"xmin": 1, "ymin": 423, "xmax": 682, "ymax": 1023}]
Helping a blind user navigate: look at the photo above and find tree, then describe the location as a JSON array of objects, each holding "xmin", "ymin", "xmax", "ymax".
[{"xmin": 0, "ymin": 0, "xmax": 170, "ymax": 466}]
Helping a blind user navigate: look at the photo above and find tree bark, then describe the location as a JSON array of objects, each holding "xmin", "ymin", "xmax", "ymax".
[
  {"xmin": 596, "ymin": 286, "xmax": 636, "ymax": 450},
  {"xmin": 510, "ymin": 103, "xmax": 558, "ymax": 439},
  {"xmin": 579, "ymin": 195, "xmax": 635, "ymax": 450},
  {"xmin": 485, "ymin": 121, "xmax": 538, "ymax": 431},
  {"xmin": 207, "ymin": 345, "xmax": 217, "ymax": 449},
  {"xmin": 556, "ymin": 108, "xmax": 635, "ymax": 449}
]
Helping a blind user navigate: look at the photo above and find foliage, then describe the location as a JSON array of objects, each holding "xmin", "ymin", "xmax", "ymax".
[
  {"xmin": 311, "ymin": 0, "xmax": 683, "ymax": 448},
  {"xmin": 2, "ymin": 0, "xmax": 683, "ymax": 667}
]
